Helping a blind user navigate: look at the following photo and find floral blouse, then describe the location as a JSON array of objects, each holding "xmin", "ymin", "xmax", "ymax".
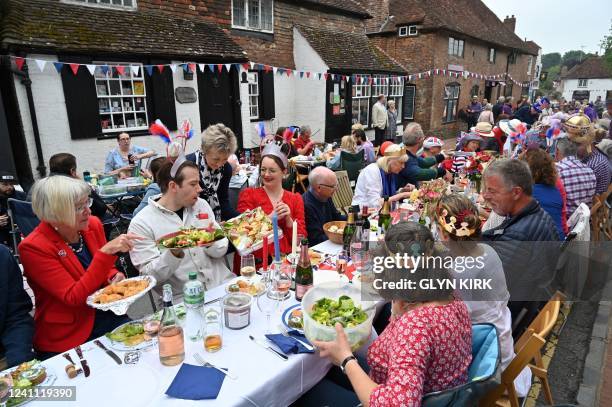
[{"xmin": 366, "ymin": 299, "xmax": 472, "ymax": 407}]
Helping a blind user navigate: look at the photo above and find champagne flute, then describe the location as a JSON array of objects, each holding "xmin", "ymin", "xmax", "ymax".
[
  {"xmin": 240, "ymin": 254, "xmax": 256, "ymax": 282},
  {"xmin": 274, "ymin": 263, "xmax": 292, "ymax": 306},
  {"xmin": 0, "ymin": 374, "xmax": 13, "ymax": 407}
]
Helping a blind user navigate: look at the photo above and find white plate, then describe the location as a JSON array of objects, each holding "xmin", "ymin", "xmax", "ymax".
[
  {"xmin": 104, "ymin": 320, "xmax": 157, "ymax": 352},
  {"xmin": 225, "ymin": 275, "xmax": 266, "ymax": 296},
  {"xmin": 282, "ymin": 303, "xmax": 304, "ymax": 334},
  {"xmin": 86, "ymin": 275, "xmax": 156, "ymax": 316},
  {"xmin": 4, "ymin": 365, "xmax": 57, "ymax": 407}
]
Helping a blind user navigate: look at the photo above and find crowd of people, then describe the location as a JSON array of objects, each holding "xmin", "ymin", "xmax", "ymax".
[{"xmin": 0, "ymin": 93, "xmax": 611, "ymax": 405}]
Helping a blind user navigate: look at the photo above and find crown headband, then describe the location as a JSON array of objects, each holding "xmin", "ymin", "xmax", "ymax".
[
  {"xmin": 261, "ymin": 142, "xmax": 288, "ymax": 168},
  {"xmin": 437, "ymin": 208, "xmax": 479, "ymax": 237},
  {"xmin": 383, "ymin": 146, "xmax": 407, "ymax": 157}
]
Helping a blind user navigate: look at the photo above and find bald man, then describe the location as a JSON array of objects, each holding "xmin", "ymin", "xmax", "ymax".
[{"xmin": 303, "ymin": 167, "xmax": 346, "ymax": 245}]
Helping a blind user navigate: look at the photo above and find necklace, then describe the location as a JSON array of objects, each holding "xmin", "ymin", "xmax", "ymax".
[{"xmin": 69, "ymin": 234, "xmax": 84, "ymax": 254}]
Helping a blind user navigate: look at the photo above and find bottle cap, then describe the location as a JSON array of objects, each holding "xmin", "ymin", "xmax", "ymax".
[{"xmin": 188, "ymin": 271, "xmax": 197, "ymax": 280}]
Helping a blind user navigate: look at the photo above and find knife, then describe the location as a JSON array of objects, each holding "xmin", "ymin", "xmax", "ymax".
[
  {"xmin": 94, "ymin": 340, "xmax": 123, "ymax": 365},
  {"xmin": 74, "ymin": 345, "xmax": 91, "ymax": 377},
  {"xmin": 249, "ymin": 335, "xmax": 288, "ymax": 361}
]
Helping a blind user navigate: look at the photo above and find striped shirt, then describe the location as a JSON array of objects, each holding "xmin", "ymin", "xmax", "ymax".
[
  {"xmin": 556, "ymin": 156, "xmax": 597, "ymax": 215},
  {"xmin": 581, "ymin": 148, "xmax": 612, "ymax": 195}
]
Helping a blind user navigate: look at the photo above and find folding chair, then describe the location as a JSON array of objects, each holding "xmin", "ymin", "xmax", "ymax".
[
  {"xmin": 339, "ymin": 150, "xmax": 364, "ymax": 188},
  {"xmin": 7, "ymin": 198, "xmax": 40, "ymax": 257},
  {"xmin": 590, "ymin": 199, "xmax": 604, "ymax": 241},
  {"xmin": 479, "ymin": 332, "xmax": 546, "ymax": 407},
  {"xmin": 289, "ymin": 160, "xmax": 309, "ymax": 193},
  {"xmin": 331, "ymin": 171, "xmax": 353, "ymax": 215}
]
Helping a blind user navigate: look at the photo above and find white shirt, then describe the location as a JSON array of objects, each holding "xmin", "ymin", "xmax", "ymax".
[
  {"xmin": 352, "ymin": 163, "xmax": 383, "ymax": 209},
  {"xmin": 371, "ymin": 101, "xmax": 388, "ymax": 130},
  {"xmin": 128, "ymin": 195, "xmax": 233, "ymax": 299}
]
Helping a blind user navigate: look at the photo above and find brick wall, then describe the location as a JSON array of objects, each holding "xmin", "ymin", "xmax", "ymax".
[{"xmin": 137, "ymin": 0, "xmax": 231, "ymax": 26}]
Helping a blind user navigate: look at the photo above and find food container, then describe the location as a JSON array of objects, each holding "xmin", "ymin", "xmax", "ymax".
[
  {"xmin": 302, "ymin": 281, "xmax": 375, "ymax": 351},
  {"xmin": 323, "ymin": 221, "xmax": 346, "ymax": 245},
  {"xmin": 98, "ymin": 184, "xmax": 127, "ymax": 197},
  {"xmin": 222, "ymin": 293, "xmax": 252, "ymax": 330}
]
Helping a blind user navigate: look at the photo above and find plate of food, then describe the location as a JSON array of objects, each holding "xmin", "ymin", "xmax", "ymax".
[
  {"xmin": 157, "ymin": 226, "xmax": 225, "ymax": 250},
  {"xmin": 225, "ymin": 276, "xmax": 266, "ymax": 296},
  {"xmin": 86, "ymin": 275, "xmax": 156, "ymax": 315},
  {"xmin": 5, "ymin": 360, "xmax": 56, "ymax": 407},
  {"xmin": 281, "ymin": 303, "xmax": 304, "ymax": 333},
  {"xmin": 105, "ymin": 320, "xmax": 157, "ymax": 351},
  {"xmin": 222, "ymin": 207, "xmax": 283, "ymax": 256}
]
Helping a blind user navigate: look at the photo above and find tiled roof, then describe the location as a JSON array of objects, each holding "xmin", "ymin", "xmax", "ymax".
[
  {"xmin": 0, "ymin": 0, "xmax": 246, "ymax": 60},
  {"xmin": 376, "ymin": 0, "xmax": 536, "ymax": 54},
  {"xmin": 564, "ymin": 57, "xmax": 611, "ymax": 79},
  {"xmin": 524, "ymin": 40, "xmax": 541, "ymax": 55},
  {"xmin": 296, "ymin": 25, "xmax": 405, "ymax": 73},
  {"xmin": 294, "ymin": 0, "xmax": 371, "ymax": 18}
]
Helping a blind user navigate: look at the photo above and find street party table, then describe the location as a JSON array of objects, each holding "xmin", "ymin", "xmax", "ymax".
[{"xmin": 21, "ymin": 284, "xmax": 332, "ymax": 407}]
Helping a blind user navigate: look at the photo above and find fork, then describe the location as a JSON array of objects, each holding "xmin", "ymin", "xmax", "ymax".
[
  {"xmin": 194, "ymin": 353, "xmax": 238, "ymax": 380},
  {"xmin": 278, "ymin": 324, "xmax": 314, "ymax": 351}
]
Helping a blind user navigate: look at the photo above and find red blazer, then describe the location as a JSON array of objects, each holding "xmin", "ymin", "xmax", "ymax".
[
  {"xmin": 237, "ymin": 187, "xmax": 307, "ymax": 268},
  {"xmin": 19, "ymin": 216, "xmax": 118, "ymax": 353}
]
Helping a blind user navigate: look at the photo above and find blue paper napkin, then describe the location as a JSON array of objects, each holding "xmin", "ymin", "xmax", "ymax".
[
  {"xmin": 265, "ymin": 330, "xmax": 314, "ymax": 354},
  {"xmin": 165, "ymin": 363, "xmax": 226, "ymax": 400}
]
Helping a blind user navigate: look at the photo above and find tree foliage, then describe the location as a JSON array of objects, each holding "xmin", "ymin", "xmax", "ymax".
[
  {"xmin": 562, "ymin": 50, "xmax": 590, "ymax": 71},
  {"xmin": 600, "ymin": 20, "xmax": 612, "ymax": 74},
  {"xmin": 542, "ymin": 53, "xmax": 561, "ymax": 70}
]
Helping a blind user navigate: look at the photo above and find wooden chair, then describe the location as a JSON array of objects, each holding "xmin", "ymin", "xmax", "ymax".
[
  {"xmin": 332, "ymin": 170, "xmax": 353, "ymax": 215},
  {"xmin": 596, "ymin": 185, "xmax": 612, "ymax": 240},
  {"xmin": 479, "ymin": 332, "xmax": 546, "ymax": 407},
  {"xmin": 590, "ymin": 198, "xmax": 604, "ymax": 241},
  {"xmin": 289, "ymin": 160, "xmax": 309, "ymax": 193},
  {"xmin": 512, "ymin": 291, "xmax": 566, "ymax": 405}
]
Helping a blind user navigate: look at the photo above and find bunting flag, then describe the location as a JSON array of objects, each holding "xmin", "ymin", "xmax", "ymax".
[
  {"xmin": 318, "ymin": 73, "xmax": 322, "ymax": 80},
  {"xmin": 199, "ymin": 64, "xmax": 206, "ymax": 73},
  {"xmin": 115, "ymin": 65, "xmax": 125, "ymax": 76},
  {"xmin": 273, "ymin": 67, "xmax": 278, "ymax": 74},
  {"xmin": 169, "ymin": 64, "xmax": 177, "ymax": 73},
  {"xmin": 249, "ymin": 61, "xmax": 255, "ymax": 69},
  {"xmin": 217, "ymin": 64, "xmax": 223, "ymax": 73},
  {"xmin": 15, "ymin": 57, "xmax": 25, "ymax": 70},
  {"xmin": 100, "ymin": 65, "xmax": 109, "ymax": 75},
  {"xmin": 145, "ymin": 65, "xmax": 154, "ymax": 76},
  {"xmin": 323, "ymin": 73, "xmax": 329, "ymax": 80},
  {"xmin": 299, "ymin": 71, "xmax": 304, "ymax": 78},
  {"xmin": 286, "ymin": 69, "xmax": 292, "ymax": 77},
  {"xmin": 306, "ymin": 71, "xmax": 311, "ymax": 79},
  {"xmin": 131, "ymin": 65, "xmax": 140, "ymax": 76},
  {"xmin": 36, "ymin": 59, "xmax": 47, "ymax": 72},
  {"xmin": 156, "ymin": 64, "xmax": 164, "ymax": 73},
  {"xmin": 53, "ymin": 62, "xmax": 63, "ymax": 73},
  {"xmin": 208, "ymin": 64, "xmax": 215, "ymax": 72},
  {"xmin": 241, "ymin": 63, "xmax": 250, "ymax": 71},
  {"xmin": 188, "ymin": 63, "xmax": 196, "ymax": 73},
  {"xmin": 86, "ymin": 64, "xmax": 96, "ymax": 76},
  {"xmin": 69, "ymin": 63, "xmax": 79, "ymax": 75},
  {"xmin": 225, "ymin": 63, "xmax": 232, "ymax": 72}
]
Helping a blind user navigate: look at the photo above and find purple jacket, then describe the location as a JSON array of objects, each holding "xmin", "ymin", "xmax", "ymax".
[{"xmin": 467, "ymin": 102, "xmax": 482, "ymax": 117}]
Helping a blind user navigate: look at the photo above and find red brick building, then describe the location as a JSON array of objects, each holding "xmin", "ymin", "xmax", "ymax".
[{"xmin": 365, "ymin": 0, "xmax": 539, "ymax": 138}]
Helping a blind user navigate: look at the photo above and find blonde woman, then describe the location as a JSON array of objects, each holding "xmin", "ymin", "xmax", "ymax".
[
  {"xmin": 352, "ymin": 144, "xmax": 414, "ymax": 208},
  {"xmin": 19, "ymin": 176, "xmax": 139, "ymax": 358},
  {"xmin": 327, "ymin": 135, "xmax": 357, "ymax": 170},
  {"xmin": 477, "ymin": 104, "xmax": 495, "ymax": 125}
]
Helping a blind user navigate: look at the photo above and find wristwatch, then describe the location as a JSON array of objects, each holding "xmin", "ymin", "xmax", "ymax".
[{"xmin": 340, "ymin": 355, "xmax": 357, "ymax": 374}]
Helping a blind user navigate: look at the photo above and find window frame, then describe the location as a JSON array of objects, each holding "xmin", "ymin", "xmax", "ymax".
[
  {"xmin": 388, "ymin": 77, "xmax": 404, "ymax": 123},
  {"xmin": 448, "ymin": 37, "xmax": 465, "ymax": 58},
  {"xmin": 408, "ymin": 25, "xmax": 418, "ymax": 36},
  {"xmin": 578, "ymin": 78, "xmax": 588, "ymax": 88},
  {"xmin": 527, "ymin": 55, "xmax": 533, "ymax": 75},
  {"xmin": 398, "ymin": 26, "xmax": 408, "ymax": 37},
  {"xmin": 351, "ymin": 75, "xmax": 371, "ymax": 127},
  {"xmin": 62, "ymin": 0, "xmax": 137, "ymax": 10},
  {"xmin": 488, "ymin": 47, "xmax": 496, "ymax": 64},
  {"xmin": 231, "ymin": 0, "xmax": 274, "ymax": 33},
  {"xmin": 94, "ymin": 61, "xmax": 149, "ymax": 134},
  {"xmin": 442, "ymin": 82, "xmax": 461, "ymax": 123},
  {"xmin": 247, "ymin": 71, "xmax": 260, "ymax": 120},
  {"xmin": 402, "ymin": 84, "xmax": 416, "ymax": 121}
]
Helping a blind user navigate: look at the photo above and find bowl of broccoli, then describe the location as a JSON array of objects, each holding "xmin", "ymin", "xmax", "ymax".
[{"xmin": 302, "ymin": 282, "xmax": 374, "ymax": 351}]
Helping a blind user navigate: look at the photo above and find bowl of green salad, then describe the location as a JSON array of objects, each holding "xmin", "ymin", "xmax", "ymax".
[{"xmin": 302, "ymin": 282, "xmax": 374, "ymax": 351}]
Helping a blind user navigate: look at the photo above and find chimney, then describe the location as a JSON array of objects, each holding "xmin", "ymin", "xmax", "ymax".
[
  {"xmin": 364, "ymin": 0, "xmax": 391, "ymax": 33},
  {"xmin": 503, "ymin": 15, "xmax": 516, "ymax": 32}
]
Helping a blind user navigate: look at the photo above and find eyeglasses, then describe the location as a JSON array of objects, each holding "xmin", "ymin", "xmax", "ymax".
[
  {"xmin": 75, "ymin": 197, "xmax": 93, "ymax": 214},
  {"xmin": 319, "ymin": 184, "xmax": 338, "ymax": 190}
]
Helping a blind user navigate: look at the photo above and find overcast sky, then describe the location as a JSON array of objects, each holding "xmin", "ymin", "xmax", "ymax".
[{"xmin": 482, "ymin": 0, "xmax": 611, "ymax": 56}]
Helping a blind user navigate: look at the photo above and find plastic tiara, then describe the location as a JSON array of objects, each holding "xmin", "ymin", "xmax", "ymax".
[{"xmin": 261, "ymin": 143, "xmax": 288, "ymax": 168}]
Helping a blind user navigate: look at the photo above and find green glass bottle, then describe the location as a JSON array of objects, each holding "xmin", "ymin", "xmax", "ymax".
[{"xmin": 378, "ymin": 196, "xmax": 391, "ymax": 234}]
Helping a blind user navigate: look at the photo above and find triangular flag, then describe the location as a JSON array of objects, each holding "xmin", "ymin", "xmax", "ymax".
[
  {"xmin": 273, "ymin": 67, "xmax": 278, "ymax": 74},
  {"xmin": 182, "ymin": 64, "xmax": 189, "ymax": 72},
  {"xmin": 241, "ymin": 63, "xmax": 250, "ymax": 71},
  {"xmin": 145, "ymin": 65, "xmax": 154, "ymax": 76},
  {"xmin": 69, "ymin": 63, "xmax": 79, "ymax": 75},
  {"xmin": 249, "ymin": 62, "xmax": 255, "ymax": 69},
  {"xmin": 35, "ymin": 59, "xmax": 47, "ymax": 72},
  {"xmin": 299, "ymin": 71, "xmax": 304, "ymax": 78},
  {"xmin": 323, "ymin": 73, "xmax": 329, "ymax": 80},
  {"xmin": 306, "ymin": 72, "xmax": 311, "ymax": 78},
  {"xmin": 277, "ymin": 68, "xmax": 285, "ymax": 75},
  {"xmin": 225, "ymin": 64, "xmax": 232, "ymax": 72},
  {"xmin": 199, "ymin": 64, "xmax": 206, "ymax": 72},
  {"xmin": 156, "ymin": 65, "xmax": 164, "ymax": 73},
  {"xmin": 346, "ymin": 75, "xmax": 351, "ymax": 83},
  {"xmin": 317, "ymin": 73, "xmax": 322, "ymax": 80},
  {"xmin": 131, "ymin": 65, "xmax": 140, "ymax": 76},
  {"xmin": 115, "ymin": 65, "xmax": 125, "ymax": 76},
  {"xmin": 263, "ymin": 65, "xmax": 272, "ymax": 73},
  {"xmin": 208, "ymin": 64, "xmax": 215, "ymax": 72},
  {"xmin": 187, "ymin": 63, "xmax": 195, "ymax": 73},
  {"xmin": 86, "ymin": 64, "xmax": 96, "ymax": 76},
  {"xmin": 217, "ymin": 64, "xmax": 223, "ymax": 73},
  {"xmin": 14, "ymin": 57, "xmax": 25, "ymax": 70},
  {"xmin": 286, "ymin": 69, "xmax": 292, "ymax": 76},
  {"xmin": 100, "ymin": 65, "xmax": 109, "ymax": 75},
  {"xmin": 53, "ymin": 62, "xmax": 64, "ymax": 73},
  {"xmin": 169, "ymin": 64, "xmax": 177, "ymax": 73}
]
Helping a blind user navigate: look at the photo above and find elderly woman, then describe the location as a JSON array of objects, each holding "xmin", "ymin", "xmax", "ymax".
[
  {"xmin": 302, "ymin": 222, "xmax": 472, "ymax": 406},
  {"xmin": 186, "ymin": 123, "xmax": 239, "ymax": 222},
  {"xmin": 327, "ymin": 135, "xmax": 357, "ymax": 170},
  {"xmin": 104, "ymin": 132, "xmax": 155, "ymax": 175},
  {"xmin": 237, "ymin": 143, "xmax": 306, "ymax": 265},
  {"xmin": 19, "ymin": 176, "xmax": 139, "ymax": 358},
  {"xmin": 352, "ymin": 144, "xmax": 414, "ymax": 209},
  {"xmin": 478, "ymin": 103, "xmax": 495, "ymax": 125},
  {"xmin": 385, "ymin": 100, "xmax": 398, "ymax": 141}
]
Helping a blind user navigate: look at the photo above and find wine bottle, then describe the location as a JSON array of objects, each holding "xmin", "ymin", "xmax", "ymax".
[
  {"xmin": 361, "ymin": 206, "xmax": 370, "ymax": 251},
  {"xmin": 343, "ymin": 208, "xmax": 356, "ymax": 252},
  {"xmin": 378, "ymin": 196, "xmax": 391, "ymax": 234},
  {"xmin": 295, "ymin": 238, "xmax": 313, "ymax": 301},
  {"xmin": 158, "ymin": 284, "xmax": 185, "ymax": 366}
]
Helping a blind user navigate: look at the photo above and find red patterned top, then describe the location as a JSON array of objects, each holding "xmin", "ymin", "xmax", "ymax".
[{"xmin": 367, "ymin": 300, "xmax": 472, "ymax": 407}]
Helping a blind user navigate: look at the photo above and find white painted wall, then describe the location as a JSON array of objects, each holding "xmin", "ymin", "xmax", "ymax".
[
  {"xmin": 561, "ymin": 78, "xmax": 612, "ymax": 102},
  {"xmin": 293, "ymin": 28, "xmax": 327, "ymax": 143},
  {"xmin": 171, "ymin": 60, "xmax": 201, "ymax": 133},
  {"xmin": 13, "ymin": 54, "xmax": 198, "ymax": 178}
]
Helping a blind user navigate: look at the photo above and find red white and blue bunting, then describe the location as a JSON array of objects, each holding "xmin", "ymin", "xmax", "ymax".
[{"xmin": 5, "ymin": 55, "xmax": 531, "ymax": 88}]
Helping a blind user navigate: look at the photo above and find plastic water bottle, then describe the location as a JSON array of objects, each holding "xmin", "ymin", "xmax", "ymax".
[{"xmin": 183, "ymin": 272, "xmax": 205, "ymax": 341}]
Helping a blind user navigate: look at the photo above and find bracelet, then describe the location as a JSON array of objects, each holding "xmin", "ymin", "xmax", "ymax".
[{"xmin": 340, "ymin": 355, "xmax": 357, "ymax": 374}]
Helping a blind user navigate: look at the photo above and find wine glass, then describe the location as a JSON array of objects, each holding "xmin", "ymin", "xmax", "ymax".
[
  {"xmin": 0, "ymin": 374, "xmax": 13, "ymax": 407},
  {"xmin": 337, "ymin": 249, "xmax": 349, "ymax": 279},
  {"xmin": 257, "ymin": 286, "xmax": 280, "ymax": 334},
  {"xmin": 273, "ymin": 263, "xmax": 292, "ymax": 308},
  {"xmin": 240, "ymin": 254, "xmax": 256, "ymax": 282}
]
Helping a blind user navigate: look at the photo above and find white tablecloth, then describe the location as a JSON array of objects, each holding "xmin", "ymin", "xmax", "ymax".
[{"xmin": 24, "ymin": 284, "xmax": 331, "ymax": 407}]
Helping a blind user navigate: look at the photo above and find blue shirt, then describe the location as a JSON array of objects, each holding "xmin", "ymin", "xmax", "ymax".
[
  {"xmin": 303, "ymin": 189, "xmax": 346, "ymax": 246},
  {"xmin": 104, "ymin": 146, "xmax": 148, "ymax": 173},
  {"xmin": 133, "ymin": 183, "xmax": 161, "ymax": 216},
  {"xmin": 532, "ymin": 184, "xmax": 565, "ymax": 239}
]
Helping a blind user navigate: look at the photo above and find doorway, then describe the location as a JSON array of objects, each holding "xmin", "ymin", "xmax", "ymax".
[{"xmin": 325, "ymin": 75, "xmax": 350, "ymax": 143}]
